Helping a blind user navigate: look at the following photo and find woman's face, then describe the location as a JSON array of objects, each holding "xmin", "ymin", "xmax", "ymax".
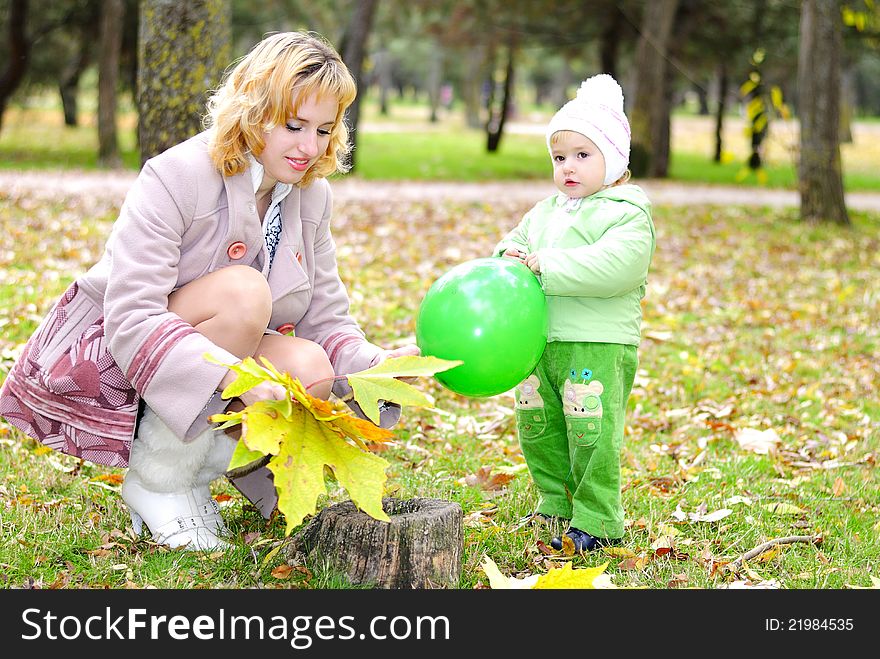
[{"xmin": 257, "ymin": 93, "xmax": 338, "ymax": 192}]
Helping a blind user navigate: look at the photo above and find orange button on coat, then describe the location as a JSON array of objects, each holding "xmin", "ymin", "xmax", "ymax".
[
  {"xmin": 227, "ymin": 242, "xmax": 247, "ymax": 260},
  {"xmin": 276, "ymin": 323, "xmax": 295, "ymax": 335}
]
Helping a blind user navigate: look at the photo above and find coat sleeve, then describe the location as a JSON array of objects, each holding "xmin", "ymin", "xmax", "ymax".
[
  {"xmin": 102, "ymin": 159, "xmax": 239, "ymax": 440},
  {"xmin": 492, "ymin": 206, "xmax": 535, "ymax": 257},
  {"xmin": 537, "ymin": 205, "xmax": 655, "ymax": 298},
  {"xmin": 292, "ymin": 181, "xmax": 385, "ymax": 377}
]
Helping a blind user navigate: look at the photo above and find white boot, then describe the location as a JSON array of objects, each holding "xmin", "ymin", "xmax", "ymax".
[
  {"xmin": 122, "ymin": 471, "xmax": 228, "ymax": 550},
  {"xmin": 124, "ymin": 407, "xmax": 229, "ymax": 550},
  {"xmin": 191, "ymin": 430, "xmax": 238, "ymax": 534}
]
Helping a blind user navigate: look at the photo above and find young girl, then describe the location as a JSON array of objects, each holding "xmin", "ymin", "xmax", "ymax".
[
  {"xmin": 494, "ymin": 74, "xmax": 655, "ymax": 551},
  {"xmin": 0, "ymin": 32, "xmax": 418, "ymax": 550}
]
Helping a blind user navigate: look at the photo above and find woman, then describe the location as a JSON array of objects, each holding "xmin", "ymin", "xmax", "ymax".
[{"xmin": 0, "ymin": 32, "xmax": 418, "ymax": 550}]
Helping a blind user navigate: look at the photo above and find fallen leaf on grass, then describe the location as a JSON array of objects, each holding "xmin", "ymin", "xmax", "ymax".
[
  {"xmin": 534, "ymin": 541, "xmax": 554, "ymax": 556},
  {"xmin": 667, "ymin": 573, "xmax": 689, "ymax": 588},
  {"xmin": 534, "ymin": 562, "xmax": 616, "ymax": 589},
  {"xmin": 480, "ymin": 556, "xmax": 538, "ymax": 589},
  {"xmin": 845, "ymin": 576, "xmax": 880, "ymax": 589},
  {"xmin": 671, "ymin": 504, "xmax": 732, "ymax": 523},
  {"xmin": 619, "ymin": 555, "xmax": 652, "ymax": 571},
  {"xmin": 734, "ymin": 427, "xmax": 780, "ymax": 454},
  {"xmin": 723, "ymin": 579, "xmax": 781, "ymax": 589},
  {"xmin": 763, "ymin": 502, "xmax": 806, "ymax": 515},
  {"xmin": 481, "ymin": 556, "xmax": 616, "ymax": 589},
  {"xmin": 271, "ymin": 564, "xmax": 293, "ymax": 580},
  {"xmin": 690, "ymin": 508, "xmax": 733, "ymax": 523},
  {"xmin": 457, "ymin": 466, "xmax": 516, "ymax": 491},
  {"xmin": 91, "ymin": 473, "xmax": 124, "ymax": 485}
]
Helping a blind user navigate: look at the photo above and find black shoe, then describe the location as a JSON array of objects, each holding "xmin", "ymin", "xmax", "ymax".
[{"xmin": 550, "ymin": 527, "xmax": 620, "ymax": 552}]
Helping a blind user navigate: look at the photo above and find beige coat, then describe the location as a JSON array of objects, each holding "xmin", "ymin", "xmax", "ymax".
[{"xmin": 0, "ymin": 131, "xmax": 383, "ymax": 467}]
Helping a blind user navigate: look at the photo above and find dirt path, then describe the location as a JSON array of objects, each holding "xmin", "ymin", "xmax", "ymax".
[{"xmin": 2, "ymin": 169, "xmax": 880, "ymax": 211}]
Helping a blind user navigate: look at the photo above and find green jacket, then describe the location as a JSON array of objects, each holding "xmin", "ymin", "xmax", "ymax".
[{"xmin": 493, "ymin": 184, "xmax": 655, "ymax": 346}]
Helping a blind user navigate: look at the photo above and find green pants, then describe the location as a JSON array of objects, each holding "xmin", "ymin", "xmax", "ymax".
[{"xmin": 515, "ymin": 341, "xmax": 637, "ymax": 539}]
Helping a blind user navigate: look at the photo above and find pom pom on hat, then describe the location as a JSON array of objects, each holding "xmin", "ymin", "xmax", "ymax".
[{"xmin": 546, "ymin": 73, "xmax": 631, "ymax": 185}]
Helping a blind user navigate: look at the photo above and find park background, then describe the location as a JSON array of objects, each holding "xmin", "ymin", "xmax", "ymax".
[{"xmin": 0, "ymin": 0, "xmax": 878, "ymax": 591}]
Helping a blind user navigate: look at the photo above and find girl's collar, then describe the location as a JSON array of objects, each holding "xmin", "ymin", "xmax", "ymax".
[{"xmin": 554, "ymin": 193, "xmax": 585, "ymax": 212}]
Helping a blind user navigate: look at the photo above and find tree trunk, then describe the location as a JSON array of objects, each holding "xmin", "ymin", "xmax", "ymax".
[
  {"xmin": 98, "ymin": 0, "xmax": 124, "ymax": 168},
  {"xmin": 426, "ymin": 44, "xmax": 443, "ymax": 123},
  {"xmin": 486, "ymin": 38, "xmax": 516, "ymax": 153},
  {"xmin": 713, "ymin": 61, "xmax": 728, "ymax": 162},
  {"xmin": 59, "ymin": 25, "xmax": 95, "ymax": 128},
  {"xmin": 0, "ymin": 0, "xmax": 31, "ymax": 134},
  {"xmin": 839, "ymin": 63, "xmax": 855, "ymax": 144},
  {"xmin": 290, "ymin": 498, "xmax": 463, "ymax": 589},
  {"xmin": 554, "ymin": 56, "xmax": 573, "ymax": 109},
  {"xmin": 696, "ymin": 82, "xmax": 709, "ymax": 115},
  {"xmin": 798, "ymin": 0, "xmax": 849, "ymax": 225},
  {"xmin": 461, "ymin": 45, "xmax": 485, "ymax": 129},
  {"xmin": 629, "ymin": 0, "xmax": 679, "ymax": 178},
  {"xmin": 340, "ymin": 0, "xmax": 379, "ymax": 172},
  {"xmin": 599, "ymin": 5, "xmax": 623, "ymax": 78},
  {"xmin": 137, "ymin": 0, "xmax": 231, "ymax": 165},
  {"xmin": 374, "ymin": 49, "xmax": 392, "ymax": 116}
]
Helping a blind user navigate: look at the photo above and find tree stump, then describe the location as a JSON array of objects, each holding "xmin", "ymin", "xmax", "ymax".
[{"xmin": 289, "ymin": 497, "xmax": 463, "ymax": 589}]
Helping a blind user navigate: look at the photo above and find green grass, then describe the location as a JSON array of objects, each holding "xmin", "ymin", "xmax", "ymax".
[
  {"xmin": 354, "ymin": 131, "xmax": 552, "ymax": 181},
  {"xmin": 1, "ymin": 191, "xmax": 878, "ymax": 591},
  {"xmin": 3, "ymin": 105, "xmax": 880, "ymax": 191}
]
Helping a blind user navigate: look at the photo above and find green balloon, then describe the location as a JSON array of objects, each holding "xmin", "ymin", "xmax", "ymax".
[{"xmin": 416, "ymin": 257, "xmax": 548, "ymax": 397}]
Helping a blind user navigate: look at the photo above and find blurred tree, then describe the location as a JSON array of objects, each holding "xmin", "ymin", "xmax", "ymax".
[
  {"xmin": 137, "ymin": 0, "xmax": 231, "ymax": 164},
  {"xmin": 0, "ymin": 0, "xmax": 31, "ymax": 132},
  {"xmin": 59, "ymin": 7, "xmax": 100, "ymax": 127},
  {"xmin": 629, "ymin": 0, "xmax": 680, "ymax": 178},
  {"xmin": 339, "ymin": 0, "xmax": 379, "ymax": 171},
  {"xmin": 98, "ymin": 0, "xmax": 124, "ymax": 167},
  {"xmin": 798, "ymin": 0, "xmax": 849, "ymax": 225}
]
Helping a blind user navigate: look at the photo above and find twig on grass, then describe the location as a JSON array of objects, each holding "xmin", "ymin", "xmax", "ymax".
[{"xmin": 731, "ymin": 535, "xmax": 823, "ymax": 571}]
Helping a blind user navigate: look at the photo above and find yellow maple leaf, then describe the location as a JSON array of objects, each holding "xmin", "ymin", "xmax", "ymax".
[
  {"xmin": 206, "ymin": 355, "xmax": 393, "ymax": 534},
  {"xmin": 346, "ymin": 355, "xmax": 462, "ymax": 424},
  {"xmin": 481, "ymin": 556, "xmax": 617, "ymax": 589},
  {"xmin": 267, "ymin": 404, "xmax": 390, "ymax": 534},
  {"xmin": 480, "ymin": 556, "xmax": 538, "ymax": 589},
  {"xmin": 534, "ymin": 561, "xmax": 617, "ymax": 589}
]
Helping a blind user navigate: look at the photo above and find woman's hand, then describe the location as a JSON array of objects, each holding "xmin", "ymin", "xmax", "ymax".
[
  {"xmin": 238, "ymin": 381, "xmax": 289, "ymax": 407},
  {"xmin": 377, "ymin": 344, "xmax": 421, "ymax": 383},
  {"xmin": 218, "ymin": 368, "xmax": 288, "ymax": 407}
]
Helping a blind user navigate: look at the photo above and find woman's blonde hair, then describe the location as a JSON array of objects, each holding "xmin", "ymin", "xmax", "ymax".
[{"xmin": 204, "ymin": 31, "xmax": 356, "ymax": 187}]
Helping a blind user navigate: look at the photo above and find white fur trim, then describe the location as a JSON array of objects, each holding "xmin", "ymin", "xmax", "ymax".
[{"xmin": 128, "ymin": 407, "xmax": 215, "ymax": 492}]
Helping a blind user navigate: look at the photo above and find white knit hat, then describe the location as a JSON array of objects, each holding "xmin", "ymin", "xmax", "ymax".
[{"xmin": 546, "ymin": 74, "xmax": 631, "ymax": 185}]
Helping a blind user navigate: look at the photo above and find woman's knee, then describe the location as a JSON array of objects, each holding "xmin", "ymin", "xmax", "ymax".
[
  {"xmin": 257, "ymin": 336, "xmax": 335, "ymax": 398},
  {"xmin": 218, "ymin": 266, "xmax": 272, "ymax": 327}
]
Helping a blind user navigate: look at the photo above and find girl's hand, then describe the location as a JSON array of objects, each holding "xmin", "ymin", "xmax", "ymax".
[
  {"xmin": 502, "ymin": 247, "xmax": 527, "ymax": 262},
  {"xmin": 524, "ymin": 252, "xmax": 541, "ymax": 274}
]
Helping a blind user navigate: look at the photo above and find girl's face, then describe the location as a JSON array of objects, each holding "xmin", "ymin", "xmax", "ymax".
[
  {"xmin": 550, "ymin": 132, "xmax": 607, "ymax": 198},
  {"xmin": 256, "ymin": 93, "xmax": 338, "ymax": 193}
]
